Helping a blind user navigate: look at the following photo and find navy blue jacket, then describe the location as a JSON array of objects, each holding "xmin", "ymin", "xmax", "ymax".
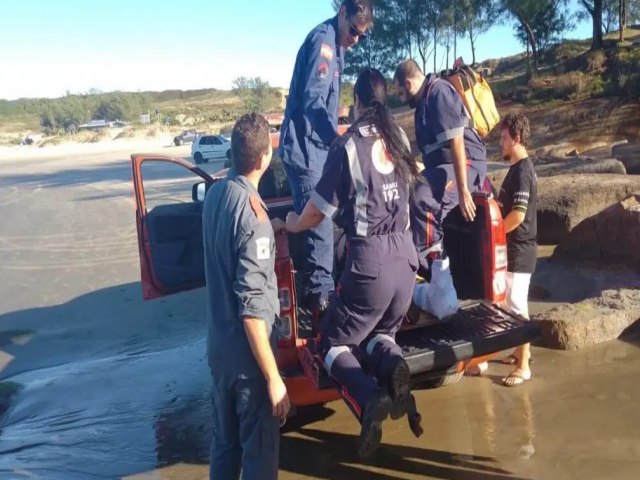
[
  {"xmin": 415, "ymin": 74, "xmax": 486, "ymax": 170},
  {"xmin": 313, "ymin": 123, "xmax": 412, "ymax": 238},
  {"xmin": 279, "ymin": 17, "xmax": 344, "ymax": 180}
]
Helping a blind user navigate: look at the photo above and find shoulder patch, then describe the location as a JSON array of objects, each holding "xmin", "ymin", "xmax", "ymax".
[
  {"xmin": 255, "ymin": 237, "xmax": 271, "ymax": 260},
  {"xmin": 320, "ymin": 43, "xmax": 334, "ymax": 61},
  {"xmin": 249, "ymin": 194, "xmax": 268, "ymax": 223},
  {"xmin": 317, "ymin": 61, "xmax": 329, "ymax": 79}
]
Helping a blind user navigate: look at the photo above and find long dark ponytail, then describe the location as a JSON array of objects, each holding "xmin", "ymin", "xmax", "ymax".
[{"xmin": 353, "ymin": 68, "xmax": 421, "ymax": 187}]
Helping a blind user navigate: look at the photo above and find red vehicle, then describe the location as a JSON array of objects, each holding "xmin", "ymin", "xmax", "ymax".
[{"xmin": 131, "ymin": 131, "xmax": 538, "ymax": 412}]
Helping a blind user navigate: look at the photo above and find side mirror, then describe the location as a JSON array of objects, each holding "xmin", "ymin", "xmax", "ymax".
[{"xmin": 192, "ymin": 182, "xmax": 207, "ymax": 202}]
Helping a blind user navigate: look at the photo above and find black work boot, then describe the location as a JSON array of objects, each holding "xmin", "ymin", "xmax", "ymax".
[
  {"xmin": 358, "ymin": 391, "xmax": 392, "ymax": 459},
  {"xmin": 386, "ymin": 356, "xmax": 411, "ymax": 420}
]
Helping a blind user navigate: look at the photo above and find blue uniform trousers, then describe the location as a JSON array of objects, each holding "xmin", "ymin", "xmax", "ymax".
[
  {"xmin": 411, "ymin": 161, "xmax": 488, "ymax": 273},
  {"xmin": 283, "ymin": 161, "xmax": 334, "ymax": 309},
  {"xmin": 318, "ymin": 231, "xmax": 417, "ymax": 415},
  {"xmin": 210, "ymin": 374, "xmax": 279, "ymax": 480}
]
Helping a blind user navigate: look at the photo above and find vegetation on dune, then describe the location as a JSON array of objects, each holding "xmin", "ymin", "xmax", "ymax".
[{"xmin": 1, "ymin": 1, "xmax": 639, "ymax": 142}]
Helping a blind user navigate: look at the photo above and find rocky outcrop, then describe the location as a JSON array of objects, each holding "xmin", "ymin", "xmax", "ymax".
[
  {"xmin": 612, "ymin": 142, "xmax": 640, "ymax": 174},
  {"xmin": 552, "ymin": 194, "xmax": 640, "ymax": 272},
  {"xmin": 488, "ymin": 159, "xmax": 628, "ymax": 203},
  {"xmin": 536, "ymin": 174, "xmax": 640, "ymax": 244},
  {"xmin": 537, "ymin": 157, "xmax": 625, "ymax": 175},
  {"xmin": 580, "ymin": 140, "xmax": 629, "ymax": 161},
  {"xmin": 533, "ymin": 289, "xmax": 640, "ymax": 350}
]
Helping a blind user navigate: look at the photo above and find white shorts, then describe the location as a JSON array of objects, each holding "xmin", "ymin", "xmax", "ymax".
[{"xmin": 505, "ymin": 272, "xmax": 531, "ymax": 319}]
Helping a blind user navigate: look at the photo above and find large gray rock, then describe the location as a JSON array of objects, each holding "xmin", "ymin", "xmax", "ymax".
[
  {"xmin": 487, "ymin": 159, "xmax": 628, "ymax": 198},
  {"xmin": 536, "ymin": 157, "xmax": 626, "ymax": 176},
  {"xmin": 581, "ymin": 140, "xmax": 628, "ymax": 161},
  {"xmin": 552, "ymin": 194, "xmax": 640, "ymax": 272},
  {"xmin": 612, "ymin": 142, "xmax": 640, "ymax": 174},
  {"xmin": 537, "ymin": 174, "xmax": 640, "ymax": 244},
  {"xmin": 533, "ymin": 289, "xmax": 640, "ymax": 350}
]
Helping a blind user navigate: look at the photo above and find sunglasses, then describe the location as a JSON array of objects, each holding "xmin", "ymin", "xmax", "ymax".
[{"xmin": 348, "ymin": 22, "xmax": 368, "ymax": 40}]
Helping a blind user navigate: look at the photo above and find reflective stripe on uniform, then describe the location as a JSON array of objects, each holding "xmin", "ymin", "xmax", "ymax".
[
  {"xmin": 345, "ymin": 137, "xmax": 368, "ymax": 237},
  {"xmin": 422, "ymin": 141, "xmax": 444, "ymax": 156},
  {"xmin": 436, "ymin": 126, "xmax": 465, "ymax": 144},
  {"xmin": 324, "ymin": 345, "xmax": 351, "ymax": 372},
  {"xmin": 365, "ymin": 333, "xmax": 396, "ymax": 357}
]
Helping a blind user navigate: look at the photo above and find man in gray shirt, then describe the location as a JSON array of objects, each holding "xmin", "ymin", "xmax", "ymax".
[{"xmin": 203, "ymin": 113, "xmax": 290, "ymax": 480}]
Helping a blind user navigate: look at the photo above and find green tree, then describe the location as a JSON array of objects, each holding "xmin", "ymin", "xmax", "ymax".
[
  {"xmin": 332, "ymin": 0, "xmax": 404, "ymax": 78},
  {"xmin": 501, "ymin": 0, "xmax": 573, "ymax": 75},
  {"xmin": 458, "ymin": 0, "xmax": 496, "ymax": 65},
  {"xmin": 40, "ymin": 109, "xmax": 56, "ymax": 130},
  {"xmin": 603, "ymin": 0, "xmax": 640, "ymax": 34},
  {"xmin": 232, "ymin": 77, "xmax": 280, "ymax": 113},
  {"xmin": 579, "ymin": 0, "xmax": 605, "ymax": 50},
  {"xmin": 95, "ymin": 100, "xmax": 126, "ymax": 121}
]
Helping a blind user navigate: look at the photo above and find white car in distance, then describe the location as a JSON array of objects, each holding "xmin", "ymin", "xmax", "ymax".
[{"xmin": 191, "ymin": 134, "xmax": 231, "ymax": 169}]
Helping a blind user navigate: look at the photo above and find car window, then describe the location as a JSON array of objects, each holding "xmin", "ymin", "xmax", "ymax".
[
  {"xmin": 200, "ymin": 137, "xmax": 211, "ymax": 145},
  {"xmin": 141, "ymin": 160, "xmax": 202, "ymax": 211},
  {"xmin": 212, "ymin": 137, "xmax": 222, "ymax": 145},
  {"xmin": 258, "ymin": 152, "xmax": 291, "ymax": 200}
]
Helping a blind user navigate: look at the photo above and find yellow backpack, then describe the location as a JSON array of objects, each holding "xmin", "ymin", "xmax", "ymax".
[{"xmin": 437, "ymin": 64, "xmax": 500, "ymax": 138}]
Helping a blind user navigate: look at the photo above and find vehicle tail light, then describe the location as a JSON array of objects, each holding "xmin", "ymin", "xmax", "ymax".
[
  {"xmin": 277, "ymin": 314, "xmax": 292, "ymax": 339},
  {"xmin": 495, "ymin": 245, "xmax": 508, "ymax": 270},
  {"xmin": 276, "ymin": 262, "xmax": 297, "ymax": 349},
  {"xmin": 479, "ymin": 194, "xmax": 507, "ymax": 304},
  {"xmin": 279, "ymin": 287, "xmax": 292, "ymax": 311},
  {"xmin": 492, "ymin": 269, "xmax": 507, "ymax": 299},
  {"xmin": 275, "ymin": 231, "xmax": 298, "ymax": 348}
]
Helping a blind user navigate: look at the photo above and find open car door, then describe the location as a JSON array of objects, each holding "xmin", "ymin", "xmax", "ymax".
[{"xmin": 131, "ymin": 154, "xmax": 215, "ymax": 300}]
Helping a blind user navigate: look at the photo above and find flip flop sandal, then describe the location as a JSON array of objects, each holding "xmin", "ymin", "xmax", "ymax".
[
  {"xmin": 502, "ymin": 370, "xmax": 533, "ymax": 387},
  {"xmin": 464, "ymin": 361, "xmax": 488, "ymax": 377},
  {"xmin": 502, "ymin": 354, "xmax": 534, "ymax": 365}
]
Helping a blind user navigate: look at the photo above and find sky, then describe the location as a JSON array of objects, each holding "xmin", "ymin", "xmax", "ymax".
[{"xmin": 0, "ymin": 0, "xmax": 592, "ymax": 101}]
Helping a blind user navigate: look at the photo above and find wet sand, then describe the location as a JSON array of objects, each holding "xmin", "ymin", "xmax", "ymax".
[{"xmin": 1, "ymin": 146, "xmax": 640, "ymax": 479}]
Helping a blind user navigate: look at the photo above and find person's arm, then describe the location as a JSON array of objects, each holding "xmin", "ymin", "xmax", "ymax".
[
  {"xmin": 451, "ymin": 135, "xmax": 476, "ymax": 221},
  {"xmin": 302, "ymin": 32, "xmax": 339, "ymax": 146},
  {"xmin": 429, "ymin": 84, "xmax": 476, "ymax": 221},
  {"xmin": 286, "ymin": 200, "xmax": 325, "ymax": 233},
  {"xmin": 243, "ymin": 318, "xmax": 290, "ymax": 419},
  {"xmin": 504, "ymin": 210, "xmax": 526, "ymax": 233},
  {"xmin": 234, "ymin": 212, "xmax": 290, "ymax": 419},
  {"xmin": 504, "ymin": 162, "xmax": 533, "ymax": 234}
]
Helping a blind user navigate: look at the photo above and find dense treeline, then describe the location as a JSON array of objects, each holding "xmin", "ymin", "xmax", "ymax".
[
  {"xmin": 2, "ymin": 1, "xmax": 639, "ymax": 134},
  {"xmin": 333, "ymin": 0, "xmax": 639, "ymax": 78}
]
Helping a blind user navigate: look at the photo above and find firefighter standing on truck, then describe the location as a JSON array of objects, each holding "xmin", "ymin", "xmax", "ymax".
[
  {"xmin": 279, "ymin": 0, "xmax": 373, "ymax": 316},
  {"xmin": 393, "ymin": 59, "xmax": 488, "ymax": 277},
  {"xmin": 283, "ymin": 69, "xmax": 422, "ymax": 459}
]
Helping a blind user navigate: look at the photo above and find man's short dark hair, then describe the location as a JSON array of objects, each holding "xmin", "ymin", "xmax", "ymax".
[
  {"xmin": 501, "ymin": 112, "xmax": 530, "ymax": 147},
  {"xmin": 342, "ymin": 0, "xmax": 374, "ymax": 24},
  {"xmin": 231, "ymin": 113, "xmax": 270, "ymax": 175},
  {"xmin": 393, "ymin": 59, "xmax": 424, "ymax": 85}
]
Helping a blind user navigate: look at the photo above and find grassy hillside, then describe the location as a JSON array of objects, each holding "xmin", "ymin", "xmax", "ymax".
[{"xmin": 485, "ymin": 27, "xmax": 640, "ymax": 105}]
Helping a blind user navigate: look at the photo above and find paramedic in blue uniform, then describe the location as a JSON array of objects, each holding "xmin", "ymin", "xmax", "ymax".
[
  {"xmin": 284, "ymin": 68, "xmax": 421, "ymax": 458},
  {"xmin": 393, "ymin": 59, "xmax": 488, "ymax": 274},
  {"xmin": 203, "ymin": 113, "xmax": 290, "ymax": 480},
  {"xmin": 279, "ymin": 0, "xmax": 373, "ymax": 313}
]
